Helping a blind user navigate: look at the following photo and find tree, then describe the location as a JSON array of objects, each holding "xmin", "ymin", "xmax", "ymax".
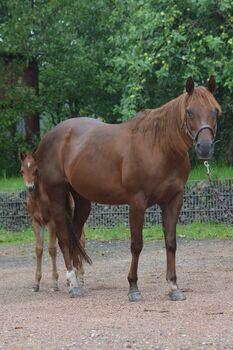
[
  {"xmin": 105, "ymin": 0, "xmax": 233, "ymax": 161},
  {"xmin": 0, "ymin": 0, "xmax": 233, "ymax": 175}
]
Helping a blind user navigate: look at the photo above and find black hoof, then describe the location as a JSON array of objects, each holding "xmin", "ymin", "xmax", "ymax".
[
  {"xmin": 32, "ymin": 285, "xmax": 39, "ymax": 292},
  {"xmin": 69, "ymin": 287, "xmax": 85, "ymax": 298},
  {"xmin": 128, "ymin": 291, "xmax": 143, "ymax": 302},
  {"xmin": 51, "ymin": 286, "xmax": 59, "ymax": 292},
  {"xmin": 169, "ymin": 290, "xmax": 186, "ymax": 301}
]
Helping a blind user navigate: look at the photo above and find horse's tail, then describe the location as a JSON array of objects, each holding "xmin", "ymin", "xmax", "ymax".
[{"xmin": 65, "ymin": 192, "xmax": 92, "ymax": 265}]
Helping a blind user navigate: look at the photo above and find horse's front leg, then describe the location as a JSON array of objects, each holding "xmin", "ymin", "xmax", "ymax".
[
  {"xmin": 127, "ymin": 201, "xmax": 145, "ymax": 302},
  {"xmin": 32, "ymin": 221, "xmax": 45, "ymax": 292},
  {"xmin": 162, "ymin": 192, "xmax": 186, "ymax": 301},
  {"xmin": 48, "ymin": 221, "xmax": 59, "ymax": 291}
]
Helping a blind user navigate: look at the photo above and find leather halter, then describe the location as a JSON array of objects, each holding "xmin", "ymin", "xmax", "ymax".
[{"xmin": 182, "ymin": 118, "xmax": 217, "ymax": 144}]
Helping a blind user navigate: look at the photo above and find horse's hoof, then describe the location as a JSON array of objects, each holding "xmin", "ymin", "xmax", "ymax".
[
  {"xmin": 51, "ymin": 286, "xmax": 59, "ymax": 292},
  {"xmin": 32, "ymin": 285, "xmax": 39, "ymax": 292},
  {"xmin": 69, "ymin": 287, "xmax": 85, "ymax": 298},
  {"xmin": 128, "ymin": 291, "xmax": 143, "ymax": 302},
  {"xmin": 169, "ymin": 290, "xmax": 186, "ymax": 301}
]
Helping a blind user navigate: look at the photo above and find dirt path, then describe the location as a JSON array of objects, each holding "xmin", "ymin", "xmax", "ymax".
[{"xmin": 1, "ymin": 239, "xmax": 233, "ymax": 350}]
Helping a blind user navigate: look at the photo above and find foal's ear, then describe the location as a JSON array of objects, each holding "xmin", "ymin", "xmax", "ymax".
[
  {"xmin": 32, "ymin": 152, "xmax": 37, "ymax": 161},
  {"xmin": 207, "ymin": 75, "xmax": 216, "ymax": 94},
  {"xmin": 19, "ymin": 152, "xmax": 26, "ymax": 161},
  {"xmin": 185, "ymin": 76, "xmax": 194, "ymax": 95}
]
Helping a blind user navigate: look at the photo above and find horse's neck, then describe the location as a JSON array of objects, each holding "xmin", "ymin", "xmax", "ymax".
[{"xmin": 130, "ymin": 102, "xmax": 189, "ymax": 157}]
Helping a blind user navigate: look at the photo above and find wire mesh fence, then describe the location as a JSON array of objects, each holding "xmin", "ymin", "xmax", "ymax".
[{"xmin": 0, "ymin": 179, "xmax": 233, "ymax": 230}]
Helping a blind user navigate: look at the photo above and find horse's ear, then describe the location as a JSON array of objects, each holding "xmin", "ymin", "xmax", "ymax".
[
  {"xmin": 186, "ymin": 76, "xmax": 194, "ymax": 95},
  {"xmin": 207, "ymin": 75, "xmax": 216, "ymax": 93}
]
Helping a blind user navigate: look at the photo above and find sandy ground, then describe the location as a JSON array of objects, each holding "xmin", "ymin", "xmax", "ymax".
[{"xmin": 1, "ymin": 238, "xmax": 233, "ymax": 350}]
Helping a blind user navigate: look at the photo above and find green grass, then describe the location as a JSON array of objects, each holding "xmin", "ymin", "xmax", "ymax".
[
  {"xmin": 0, "ymin": 177, "xmax": 24, "ymax": 191},
  {"xmin": 0, "ymin": 222, "xmax": 232, "ymax": 245},
  {"xmin": 188, "ymin": 163, "xmax": 233, "ymax": 181}
]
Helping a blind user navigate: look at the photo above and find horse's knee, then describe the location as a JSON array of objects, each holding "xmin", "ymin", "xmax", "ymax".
[
  {"xmin": 165, "ymin": 238, "xmax": 176, "ymax": 253},
  {"xmin": 131, "ymin": 239, "xmax": 143, "ymax": 255},
  {"xmin": 48, "ymin": 246, "xmax": 57, "ymax": 257},
  {"xmin": 35, "ymin": 246, "xmax": 43, "ymax": 258}
]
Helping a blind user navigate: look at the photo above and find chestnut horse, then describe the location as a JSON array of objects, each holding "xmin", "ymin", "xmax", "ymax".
[
  {"xmin": 36, "ymin": 76, "xmax": 221, "ymax": 300},
  {"xmin": 20, "ymin": 152, "xmax": 86, "ymax": 295}
]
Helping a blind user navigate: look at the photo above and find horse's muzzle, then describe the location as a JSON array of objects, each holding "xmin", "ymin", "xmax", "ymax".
[{"xmin": 195, "ymin": 141, "xmax": 214, "ymax": 160}]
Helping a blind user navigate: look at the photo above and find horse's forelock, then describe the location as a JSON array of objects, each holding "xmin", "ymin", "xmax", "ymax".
[{"xmin": 187, "ymin": 86, "xmax": 221, "ymax": 113}]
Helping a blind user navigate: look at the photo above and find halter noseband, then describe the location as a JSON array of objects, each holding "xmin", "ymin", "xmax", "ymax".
[{"xmin": 182, "ymin": 119, "xmax": 217, "ymax": 144}]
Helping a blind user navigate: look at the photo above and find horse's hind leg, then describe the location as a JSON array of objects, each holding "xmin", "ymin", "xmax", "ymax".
[
  {"xmin": 162, "ymin": 192, "xmax": 186, "ymax": 301},
  {"xmin": 74, "ymin": 229, "xmax": 85, "ymax": 286},
  {"xmin": 46, "ymin": 186, "xmax": 84, "ymax": 298},
  {"xmin": 127, "ymin": 201, "xmax": 145, "ymax": 301},
  {"xmin": 32, "ymin": 221, "xmax": 45, "ymax": 292},
  {"xmin": 71, "ymin": 192, "xmax": 91, "ymax": 286},
  {"xmin": 48, "ymin": 221, "xmax": 59, "ymax": 291}
]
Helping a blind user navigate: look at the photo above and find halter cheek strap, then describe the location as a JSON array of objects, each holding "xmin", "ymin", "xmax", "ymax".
[{"xmin": 182, "ymin": 120, "xmax": 217, "ymax": 144}]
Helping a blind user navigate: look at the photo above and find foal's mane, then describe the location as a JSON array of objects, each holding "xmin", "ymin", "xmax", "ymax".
[{"xmin": 128, "ymin": 87, "xmax": 221, "ymax": 156}]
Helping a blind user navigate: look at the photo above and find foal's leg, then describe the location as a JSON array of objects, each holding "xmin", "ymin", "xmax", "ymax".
[
  {"xmin": 32, "ymin": 220, "xmax": 45, "ymax": 292},
  {"xmin": 48, "ymin": 221, "xmax": 59, "ymax": 291},
  {"xmin": 162, "ymin": 192, "xmax": 186, "ymax": 301},
  {"xmin": 127, "ymin": 202, "xmax": 145, "ymax": 301},
  {"xmin": 46, "ymin": 186, "xmax": 84, "ymax": 298},
  {"xmin": 72, "ymin": 193, "xmax": 91, "ymax": 286}
]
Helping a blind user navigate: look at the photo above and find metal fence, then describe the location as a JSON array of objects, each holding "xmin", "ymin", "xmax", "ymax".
[{"xmin": 0, "ymin": 179, "xmax": 233, "ymax": 230}]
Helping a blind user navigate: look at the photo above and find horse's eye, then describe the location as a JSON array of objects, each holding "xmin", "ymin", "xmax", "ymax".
[
  {"xmin": 211, "ymin": 108, "xmax": 218, "ymax": 119},
  {"xmin": 186, "ymin": 108, "xmax": 194, "ymax": 119}
]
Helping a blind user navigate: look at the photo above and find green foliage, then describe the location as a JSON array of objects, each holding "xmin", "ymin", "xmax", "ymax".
[{"xmin": 0, "ymin": 0, "xmax": 233, "ymax": 174}]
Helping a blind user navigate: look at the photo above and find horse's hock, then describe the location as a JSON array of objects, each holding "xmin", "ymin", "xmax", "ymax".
[{"xmin": 0, "ymin": 179, "xmax": 233, "ymax": 230}]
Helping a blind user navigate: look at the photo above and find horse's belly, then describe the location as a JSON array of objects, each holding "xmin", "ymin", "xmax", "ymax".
[
  {"xmin": 69, "ymin": 165, "xmax": 128, "ymax": 204},
  {"xmin": 71, "ymin": 180, "xmax": 128, "ymax": 204}
]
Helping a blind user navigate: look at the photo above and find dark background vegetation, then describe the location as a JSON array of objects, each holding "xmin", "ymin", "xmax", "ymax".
[{"xmin": 0, "ymin": 0, "xmax": 233, "ymax": 176}]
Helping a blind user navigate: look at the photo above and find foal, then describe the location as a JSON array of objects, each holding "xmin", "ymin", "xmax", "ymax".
[{"xmin": 20, "ymin": 152, "xmax": 85, "ymax": 292}]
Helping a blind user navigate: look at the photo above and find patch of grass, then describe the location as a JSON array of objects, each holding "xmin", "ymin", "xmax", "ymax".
[
  {"xmin": 188, "ymin": 163, "xmax": 233, "ymax": 181},
  {"xmin": 86, "ymin": 225, "xmax": 163, "ymax": 241},
  {"xmin": 87, "ymin": 223, "xmax": 233, "ymax": 241},
  {"xmin": 0, "ymin": 223, "xmax": 232, "ymax": 246},
  {"xmin": 0, "ymin": 227, "xmax": 34, "ymax": 244},
  {"xmin": 176, "ymin": 222, "xmax": 233, "ymax": 240},
  {"xmin": 0, "ymin": 177, "xmax": 24, "ymax": 191}
]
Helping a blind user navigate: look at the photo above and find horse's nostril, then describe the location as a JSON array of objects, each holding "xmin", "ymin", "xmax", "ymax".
[{"xmin": 196, "ymin": 143, "xmax": 200, "ymax": 148}]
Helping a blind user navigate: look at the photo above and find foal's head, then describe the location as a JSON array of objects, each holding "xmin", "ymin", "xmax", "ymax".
[
  {"xmin": 20, "ymin": 152, "xmax": 37, "ymax": 192},
  {"xmin": 183, "ymin": 76, "xmax": 221, "ymax": 160}
]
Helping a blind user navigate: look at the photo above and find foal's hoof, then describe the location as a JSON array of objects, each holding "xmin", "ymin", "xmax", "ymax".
[
  {"xmin": 51, "ymin": 286, "xmax": 59, "ymax": 292},
  {"xmin": 128, "ymin": 291, "xmax": 143, "ymax": 302},
  {"xmin": 169, "ymin": 290, "xmax": 186, "ymax": 301},
  {"xmin": 32, "ymin": 285, "xmax": 39, "ymax": 292},
  {"xmin": 69, "ymin": 287, "xmax": 85, "ymax": 298}
]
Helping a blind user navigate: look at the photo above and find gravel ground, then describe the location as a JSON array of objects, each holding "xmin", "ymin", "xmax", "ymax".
[{"xmin": 1, "ymin": 238, "xmax": 233, "ymax": 350}]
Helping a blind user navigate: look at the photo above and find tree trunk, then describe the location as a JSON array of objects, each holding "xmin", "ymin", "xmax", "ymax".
[{"xmin": 23, "ymin": 58, "xmax": 40, "ymax": 145}]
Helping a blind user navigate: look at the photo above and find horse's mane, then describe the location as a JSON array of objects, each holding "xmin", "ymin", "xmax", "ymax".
[{"xmin": 128, "ymin": 87, "xmax": 221, "ymax": 157}]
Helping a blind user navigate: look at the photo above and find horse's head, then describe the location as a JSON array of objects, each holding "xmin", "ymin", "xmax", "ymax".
[
  {"xmin": 20, "ymin": 152, "xmax": 37, "ymax": 192},
  {"xmin": 183, "ymin": 76, "xmax": 221, "ymax": 160}
]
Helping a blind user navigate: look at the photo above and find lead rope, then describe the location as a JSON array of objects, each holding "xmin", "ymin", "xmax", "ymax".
[{"xmin": 203, "ymin": 161, "xmax": 233, "ymax": 223}]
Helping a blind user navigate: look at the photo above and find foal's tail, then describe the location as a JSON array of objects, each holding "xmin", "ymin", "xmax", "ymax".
[{"xmin": 65, "ymin": 193, "xmax": 92, "ymax": 265}]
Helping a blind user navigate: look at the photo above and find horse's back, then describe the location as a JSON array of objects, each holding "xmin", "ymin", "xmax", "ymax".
[{"xmin": 36, "ymin": 118, "xmax": 105, "ymax": 183}]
